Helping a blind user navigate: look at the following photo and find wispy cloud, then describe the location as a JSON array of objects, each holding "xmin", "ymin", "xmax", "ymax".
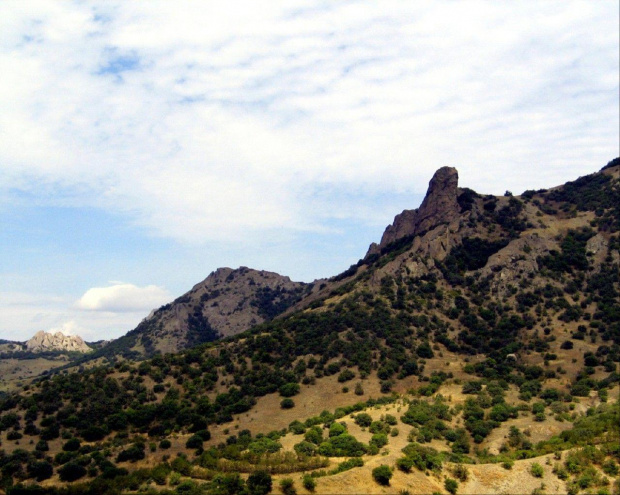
[
  {"xmin": 0, "ymin": 1, "xmax": 618, "ymax": 341},
  {"xmin": 1, "ymin": 1, "xmax": 617, "ymax": 244}
]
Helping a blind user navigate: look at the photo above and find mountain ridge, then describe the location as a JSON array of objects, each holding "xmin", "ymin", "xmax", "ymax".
[{"xmin": 0, "ymin": 158, "xmax": 618, "ymax": 494}]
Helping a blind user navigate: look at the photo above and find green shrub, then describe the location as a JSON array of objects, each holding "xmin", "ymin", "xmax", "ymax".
[
  {"xmin": 444, "ymin": 478, "xmax": 458, "ymax": 495},
  {"xmin": 281, "ymin": 398, "xmax": 295, "ymax": 409},
  {"xmin": 370, "ymin": 433, "xmax": 388, "ymax": 448},
  {"xmin": 280, "ymin": 478, "xmax": 296, "ymax": 495},
  {"xmin": 530, "ymin": 462, "xmax": 544, "ymax": 478},
  {"xmin": 372, "ymin": 465, "xmax": 392, "ymax": 486},
  {"xmin": 293, "ymin": 441, "xmax": 317, "ymax": 457},
  {"xmin": 159, "ymin": 439, "xmax": 171, "ymax": 449},
  {"xmin": 354, "ymin": 413, "xmax": 372, "ymax": 427},
  {"xmin": 279, "ymin": 383, "xmax": 300, "ymax": 397},
  {"xmin": 302, "ymin": 474, "xmax": 316, "ymax": 492},
  {"xmin": 186, "ymin": 435, "xmax": 203, "ymax": 450},
  {"xmin": 247, "ymin": 470, "xmax": 272, "ymax": 495}
]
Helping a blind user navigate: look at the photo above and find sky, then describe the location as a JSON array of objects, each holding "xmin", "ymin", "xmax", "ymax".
[{"xmin": 1, "ymin": 1, "xmax": 618, "ymax": 342}]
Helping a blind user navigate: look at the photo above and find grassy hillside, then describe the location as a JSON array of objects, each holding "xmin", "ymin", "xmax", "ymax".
[{"xmin": 0, "ymin": 160, "xmax": 619, "ymax": 495}]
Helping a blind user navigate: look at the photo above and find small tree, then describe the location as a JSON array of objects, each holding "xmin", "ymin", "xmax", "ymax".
[
  {"xmin": 280, "ymin": 398, "xmax": 295, "ymax": 409},
  {"xmin": 372, "ymin": 465, "xmax": 392, "ymax": 486},
  {"xmin": 247, "ymin": 470, "xmax": 272, "ymax": 495}
]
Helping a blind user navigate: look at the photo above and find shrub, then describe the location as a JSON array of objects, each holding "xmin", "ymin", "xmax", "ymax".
[
  {"xmin": 304, "ymin": 426, "xmax": 323, "ymax": 445},
  {"xmin": 116, "ymin": 443, "xmax": 145, "ymax": 463},
  {"xmin": 445, "ymin": 478, "xmax": 458, "ymax": 495},
  {"xmin": 247, "ymin": 470, "xmax": 272, "ymax": 495},
  {"xmin": 372, "ymin": 465, "xmax": 392, "ymax": 486},
  {"xmin": 27, "ymin": 460, "xmax": 54, "ymax": 482},
  {"xmin": 281, "ymin": 398, "xmax": 295, "ymax": 409},
  {"xmin": 280, "ymin": 478, "xmax": 296, "ymax": 495},
  {"xmin": 354, "ymin": 383, "xmax": 364, "ymax": 396},
  {"xmin": 294, "ymin": 441, "xmax": 317, "ymax": 457},
  {"xmin": 58, "ymin": 462, "xmax": 87, "ymax": 482},
  {"xmin": 530, "ymin": 463, "xmax": 544, "ymax": 478},
  {"xmin": 602, "ymin": 460, "xmax": 618, "ymax": 476},
  {"xmin": 370, "ymin": 433, "xmax": 388, "ymax": 448},
  {"xmin": 279, "ymin": 383, "xmax": 300, "ymax": 397},
  {"xmin": 451, "ymin": 464, "xmax": 469, "ymax": 482},
  {"xmin": 302, "ymin": 474, "xmax": 316, "ymax": 492},
  {"xmin": 159, "ymin": 439, "xmax": 171, "ymax": 449},
  {"xmin": 329, "ymin": 422, "xmax": 347, "ymax": 437},
  {"xmin": 62, "ymin": 438, "xmax": 81, "ymax": 452},
  {"xmin": 186, "ymin": 435, "xmax": 203, "ymax": 450},
  {"xmin": 337, "ymin": 370, "xmax": 355, "ymax": 383},
  {"xmin": 354, "ymin": 413, "xmax": 372, "ymax": 427},
  {"xmin": 7, "ymin": 430, "xmax": 22, "ymax": 440}
]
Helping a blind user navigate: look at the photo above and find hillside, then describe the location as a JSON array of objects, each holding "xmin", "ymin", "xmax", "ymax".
[
  {"xmin": 0, "ymin": 158, "xmax": 619, "ymax": 495},
  {"xmin": 95, "ymin": 267, "xmax": 311, "ymax": 359}
]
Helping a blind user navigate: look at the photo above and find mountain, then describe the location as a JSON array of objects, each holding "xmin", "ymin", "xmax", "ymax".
[
  {"xmin": 0, "ymin": 158, "xmax": 618, "ymax": 495},
  {"xmin": 99, "ymin": 267, "xmax": 311, "ymax": 358}
]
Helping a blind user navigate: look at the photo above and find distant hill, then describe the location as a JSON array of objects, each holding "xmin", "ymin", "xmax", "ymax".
[{"xmin": 96, "ymin": 267, "xmax": 312, "ymax": 359}]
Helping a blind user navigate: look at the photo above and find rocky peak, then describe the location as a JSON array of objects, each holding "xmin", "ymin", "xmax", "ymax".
[
  {"xmin": 369, "ymin": 167, "xmax": 460, "ymax": 254},
  {"xmin": 25, "ymin": 330, "xmax": 91, "ymax": 353}
]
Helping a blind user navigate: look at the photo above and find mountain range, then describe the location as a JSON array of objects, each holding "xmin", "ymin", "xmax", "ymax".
[{"xmin": 0, "ymin": 158, "xmax": 618, "ymax": 495}]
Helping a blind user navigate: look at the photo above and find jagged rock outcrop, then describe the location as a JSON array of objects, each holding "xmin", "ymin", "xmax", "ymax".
[
  {"xmin": 25, "ymin": 331, "xmax": 91, "ymax": 353},
  {"xmin": 368, "ymin": 166, "xmax": 460, "ymax": 255}
]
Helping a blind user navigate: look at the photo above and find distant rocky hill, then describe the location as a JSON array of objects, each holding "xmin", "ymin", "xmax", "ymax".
[
  {"xmin": 99, "ymin": 267, "xmax": 312, "ymax": 357},
  {"xmin": 25, "ymin": 331, "xmax": 91, "ymax": 353},
  {"xmin": 0, "ymin": 331, "xmax": 92, "ymax": 355}
]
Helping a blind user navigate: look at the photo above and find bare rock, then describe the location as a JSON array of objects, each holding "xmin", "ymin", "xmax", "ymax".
[
  {"xmin": 25, "ymin": 330, "xmax": 91, "ymax": 353},
  {"xmin": 369, "ymin": 167, "xmax": 460, "ymax": 255}
]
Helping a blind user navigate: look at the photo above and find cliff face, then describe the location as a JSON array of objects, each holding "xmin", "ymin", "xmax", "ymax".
[
  {"xmin": 25, "ymin": 331, "xmax": 91, "ymax": 353},
  {"xmin": 368, "ymin": 166, "xmax": 460, "ymax": 255}
]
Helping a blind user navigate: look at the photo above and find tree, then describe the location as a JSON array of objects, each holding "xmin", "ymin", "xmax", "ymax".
[
  {"xmin": 247, "ymin": 470, "xmax": 272, "ymax": 495},
  {"xmin": 372, "ymin": 465, "xmax": 392, "ymax": 486},
  {"xmin": 58, "ymin": 462, "xmax": 87, "ymax": 482},
  {"xmin": 27, "ymin": 460, "xmax": 53, "ymax": 482}
]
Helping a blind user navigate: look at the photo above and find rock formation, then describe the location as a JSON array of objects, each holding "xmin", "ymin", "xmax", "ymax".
[
  {"xmin": 370, "ymin": 167, "xmax": 460, "ymax": 255},
  {"xmin": 25, "ymin": 330, "xmax": 91, "ymax": 353}
]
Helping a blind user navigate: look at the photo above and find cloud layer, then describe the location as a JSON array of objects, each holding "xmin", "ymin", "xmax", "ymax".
[{"xmin": 1, "ymin": 1, "xmax": 617, "ymax": 245}]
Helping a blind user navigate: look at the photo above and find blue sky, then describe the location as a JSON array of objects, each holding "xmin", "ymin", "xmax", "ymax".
[{"xmin": 1, "ymin": 1, "xmax": 618, "ymax": 341}]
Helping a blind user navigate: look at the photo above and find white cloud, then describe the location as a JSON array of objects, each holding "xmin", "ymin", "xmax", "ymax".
[
  {"xmin": 0, "ymin": 0, "xmax": 617, "ymax": 245},
  {"xmin": 48, "ymin": 320, "xmax": 86, "ymax": 337},
  {"xmin": 76, "ymin": 283, "xmax": 172, "ymax": 312},
  {"xmin": 0, "ymin": 287, "xmax": 171, "ymax": 342}
]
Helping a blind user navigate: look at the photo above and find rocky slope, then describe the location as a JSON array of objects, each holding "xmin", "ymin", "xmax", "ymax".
[{"xmin": 102, "ymin": 267, "xmax": 311, "ymax": 357}]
